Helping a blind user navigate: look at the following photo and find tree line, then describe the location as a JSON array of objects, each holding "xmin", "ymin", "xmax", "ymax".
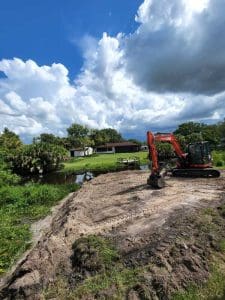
[{"xmin": 0, "ymin": 120, "xmax": 224, "ymax": 176}]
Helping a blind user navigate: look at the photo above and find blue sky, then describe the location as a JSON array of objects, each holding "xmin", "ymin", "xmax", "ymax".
[
  {"xmin": 0, "ymin": 0, "xmax": 225, "ymax": 141},
  {"xmin": 0, "ymin": 0, "xmax": 142, "ymax": 79}
]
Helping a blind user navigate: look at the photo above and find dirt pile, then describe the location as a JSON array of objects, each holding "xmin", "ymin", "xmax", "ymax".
[
  {"xmin": 0, "ymin": 170, "xmax": 224, "ymax": 299},
  {"xmin": 51, "ymin": 202, "xmax": 225, "ymax": 300}
]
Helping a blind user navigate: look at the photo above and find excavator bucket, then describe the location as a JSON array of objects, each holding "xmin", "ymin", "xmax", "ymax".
[{"xmin": 147, "ymin": 174, "xmax": 165, "ymax": 189}]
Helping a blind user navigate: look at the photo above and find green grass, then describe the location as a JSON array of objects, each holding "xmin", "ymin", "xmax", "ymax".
[
  {"xmin": 72, "ymin": 235, "xmax": 120, "ymax": 269},
  {"xmin": 62, "ymin": 151, "xmax": 225, "ymax": 174},
  {"xmin": 62, "ymin": 152, "xmax": 148, "ymax": 173},
  {"xmin": 73, "ymin": 267, "xmax": 140, "ymax": 299},
  {"xmin": 212, "ymin": 150, "xmax": 225, "ymax": 168},
  {"xmin": 172, "ymin": 260, "xmax": 225, "ymax": 300},
  {"xmin": 0, "ymin": 183, "xmax": 79, "ymax": 274}
]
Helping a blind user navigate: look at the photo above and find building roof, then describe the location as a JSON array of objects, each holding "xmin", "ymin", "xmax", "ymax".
[
  {"xmin": 70, "ymin": 147, "xmax": 92, "ymax": 151},
  {"xmin": 96, "ymin": 142, "xmax": 138, "ymax": 148}
]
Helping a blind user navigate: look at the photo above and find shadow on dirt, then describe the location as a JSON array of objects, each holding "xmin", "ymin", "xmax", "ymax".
[{"xmin": 113, "ymin": 184, "xmax": 147, "ymax": 196}]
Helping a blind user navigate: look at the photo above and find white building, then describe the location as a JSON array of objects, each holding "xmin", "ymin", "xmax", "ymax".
[{"xmin": 70, "ymin": 147, "xmax": 93, "ymax": 157}]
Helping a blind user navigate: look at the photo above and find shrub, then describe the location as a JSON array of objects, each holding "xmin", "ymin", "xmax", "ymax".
[
  {"xmin": 7, "ymin": 143, "xmax": 68, "ymax": 175},
  {"xmin": 216, "ymin": 160, "xmax": 224, "ymax": 167}
]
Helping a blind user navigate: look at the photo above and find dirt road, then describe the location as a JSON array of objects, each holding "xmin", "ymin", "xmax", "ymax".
[{"xmin": 1, "ymin": 170, "xmax": 224, "ymax": 299}]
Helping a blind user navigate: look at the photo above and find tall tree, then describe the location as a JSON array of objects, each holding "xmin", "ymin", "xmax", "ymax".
[
  {"xmin": 218, "ymin": 118, "xmax": 225, "ymax": 140},
  {"xmin": 99, "ymin": 128, "xmax": 123, "ymax": 143},
  {"xmin": 33, "ymin": 133, "xmax": 69, "ymax": 149},
  {"xmin": 174, "ymin": 122, "xmax": 206, "ymax": 136},
  {"xmin": 0, "ymin": 128, "xmax": 22, "ymax": 150},
  {"xmin": 90, "ymin": 128, "xmax": 124, "ymax": 146},
  {"xmin": 33, "ymin": 133, "xmax": 59, "ymax": 144},
  {"xmin": 67, "ymin": 123, "xmax": 93, "ymax": 150}
]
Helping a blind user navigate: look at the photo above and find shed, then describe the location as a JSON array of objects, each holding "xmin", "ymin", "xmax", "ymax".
[{"xmin": 70, "ymin": 147, "xmax": 93, "ymax": 157}]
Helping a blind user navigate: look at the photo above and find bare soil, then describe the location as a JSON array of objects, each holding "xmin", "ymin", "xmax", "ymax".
[{"xmin": 0, "ymin": 170, "xmax": 225, "ymax": 299}]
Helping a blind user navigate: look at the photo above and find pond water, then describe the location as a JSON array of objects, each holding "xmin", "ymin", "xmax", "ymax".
[{"xmin": 23, "ymin": 165, "xmax": 149, "ymax": 185}]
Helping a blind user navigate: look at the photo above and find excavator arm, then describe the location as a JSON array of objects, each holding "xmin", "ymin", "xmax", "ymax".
[{"xmin": 147, "ymin": 131, "xmax": 186, "ymax": 188}]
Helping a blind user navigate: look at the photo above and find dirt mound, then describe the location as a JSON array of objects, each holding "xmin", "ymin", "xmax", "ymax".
[
  {"xmin": 0, "ymin": 170, "xmax": 224, "ymax": 299},
  {"xmin": 44, "ymin": 201, "xmax": 225, "ymax": 299}
]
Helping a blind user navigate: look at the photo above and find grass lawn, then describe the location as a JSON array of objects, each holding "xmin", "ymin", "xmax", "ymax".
[
  {"xmin": 0, "ymin": 183, "xmax": 79, "ymax": 275},
  {"xmin": 63, "ymin": 151, "xmax": 149, "ymax": 173},
  {"xmin": 63, "ymin": 151, "xmax": 225, "ymax": 173}
]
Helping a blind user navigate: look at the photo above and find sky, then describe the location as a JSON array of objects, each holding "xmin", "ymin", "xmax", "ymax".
[{"xmin": 0, "ymin": 0, "xmax": 225, "ymax": 142}]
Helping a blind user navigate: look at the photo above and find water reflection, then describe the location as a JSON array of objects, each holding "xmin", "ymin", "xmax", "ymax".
[
  {"xmin": 75, "ymin": 172, "xmax": 94, "ymax": 185},
  {"xmin": 140, "ymin": 164, "xmax": 149, "ymax": 171},
  {"xmin": 23, "ymin": 165, "xmax": 149, "ymax": 185}
]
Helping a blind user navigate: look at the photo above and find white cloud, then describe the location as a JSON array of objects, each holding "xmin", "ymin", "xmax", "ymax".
[{"xmin": 0, "ymin": 0, "xmax": 224, "ymax": 141}]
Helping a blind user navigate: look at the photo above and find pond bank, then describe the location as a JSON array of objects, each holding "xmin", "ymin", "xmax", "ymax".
[{"xmin": 23, "ymin": 164, "xmax": 150, "ymax": 185}]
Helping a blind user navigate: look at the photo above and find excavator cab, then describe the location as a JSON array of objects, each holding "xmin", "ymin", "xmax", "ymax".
[{"xmin": 187, "ymin": 142, "xmax": 212, "ymax": 166}]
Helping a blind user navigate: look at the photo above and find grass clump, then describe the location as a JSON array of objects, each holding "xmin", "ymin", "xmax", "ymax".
[
  {"xmin": 45, "ymin": 264, "xmax": 141, "ymax": 300},
  {"xmin": 172, "ymin": 261, "xmax": 225, "ymax": 300},
  {"xmin": 0, "ymin": 183, "xmax": 79, "ymax": 274},
  {"xmin": 73, "ymin": 267, "xmax": 140, "ymax": 299},
  {"xmin": 45, "ymin": 235, "xmax": 141, "ymax": 299},
  {"xmin": 71, "ymin": 235, "xmax": 120, "ymax": 273}
]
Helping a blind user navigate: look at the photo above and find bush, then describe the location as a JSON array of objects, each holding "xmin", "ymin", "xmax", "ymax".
[
  {"xmin": 0, "ymin": 169, "xmax": 20, "ymax": 188},
  {"xmin": 212, "ymin": 151, "xmax": 225, "ymax": 168},
  {"xmin": 7, "ymin": 143, "xmax": 68, "ymax": 175},
  {"xmin": 216, "ymin": 161, "xmax": 224, "ymax": 167}
]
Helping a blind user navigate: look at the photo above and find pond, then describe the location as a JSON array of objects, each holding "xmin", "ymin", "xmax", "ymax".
[{"xmin": 23, "ymin": 165, "xmax": 150, "ymax": 185}]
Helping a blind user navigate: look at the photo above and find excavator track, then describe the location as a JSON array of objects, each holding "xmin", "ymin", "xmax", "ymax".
[{"xmin": 172, "ymin": 168, "xmax": 220, "ymax": 178}]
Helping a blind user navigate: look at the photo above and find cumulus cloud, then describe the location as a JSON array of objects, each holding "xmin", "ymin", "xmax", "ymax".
[
  {"xmin": 126, "ymin": 0, "xmax": 225, "ymax": 95},
  {"xmin": 0, "ymin": 0, "xmax": 225, "ymax": 141}
]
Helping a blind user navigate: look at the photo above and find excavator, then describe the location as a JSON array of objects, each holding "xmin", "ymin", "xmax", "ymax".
[{"xmin": 147, "ymin": 131, "xmax": 220, "ymax": 188}]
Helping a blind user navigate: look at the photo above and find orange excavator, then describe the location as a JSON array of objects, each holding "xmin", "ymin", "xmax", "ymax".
[{"xmin": 147, "ymin": 131, "xmax": 220, "ymax": 188}]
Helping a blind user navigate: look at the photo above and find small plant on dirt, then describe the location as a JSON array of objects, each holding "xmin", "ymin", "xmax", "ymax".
[{"xmin": 71, "ymin": 235, "xmax": 120, "ymax": 273}]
